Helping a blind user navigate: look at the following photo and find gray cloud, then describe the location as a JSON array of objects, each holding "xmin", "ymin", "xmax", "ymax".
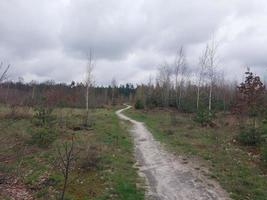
[{"xmin": 0, "ymin": 0, "xmax": 267, "ymax": 85}]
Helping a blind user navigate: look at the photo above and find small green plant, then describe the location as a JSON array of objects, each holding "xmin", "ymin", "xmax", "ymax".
[
  {"xmin": 238, "ymin": 126, "xmax": 262, "ymax": 146},
  {"xmin": 32, "ymin": 106, "xmax": 55, "ymax": 127},
  {"xmin": 135, "ymin": 99, "xmax": 144, "ymax": 109},
  {"xmin": 29, "ymin": 127, "xmax": 57, "ymax": 148},
  {"xmin": 194, "ymin": 109, "xmax": 215, "ymax": 126}
]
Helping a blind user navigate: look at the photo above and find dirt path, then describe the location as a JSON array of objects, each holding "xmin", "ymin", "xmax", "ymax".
[{"xmin": 116, "ymin": 106, "xmax": 230, "ymax": 200}]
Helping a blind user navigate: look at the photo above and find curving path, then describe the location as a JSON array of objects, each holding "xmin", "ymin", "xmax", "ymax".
[{"xmin": 116, "ymin": 106, "xmax": 230, "ymax": 200}]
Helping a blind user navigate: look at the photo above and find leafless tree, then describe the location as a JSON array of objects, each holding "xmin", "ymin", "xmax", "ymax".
[
  {"xmin": 84, "ymin": 50, "xmax": 94, "ymax": 125},
  {"xmin": 85, "ymin": 50, "xmax": 94, "ymax": 111},
  {"xmin": 0, "ymin": 62, "xmax": 10, "ymax": 83},
  {"xmin": 173, "ymin": 46, "xmax": 186, "ymax": 109},
  {"xmin": 157, "ymin": 63, "xmax": 172, "ymax": 107},
  {"xmin": 206, "ymin": 38, "xmax": 219, "ymax": 112},
  {"xmin": 56, "ymin": 137, "xmax": 76, "ymax": 200},
  {"xmin": 197, "ymin": 45, "xmax": 208, "ymax": 110}
]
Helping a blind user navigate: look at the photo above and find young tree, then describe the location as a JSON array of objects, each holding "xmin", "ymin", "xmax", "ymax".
[
  {"xmin": 157, "ymin": 63, "xmax": 172, "ymax": 107},
  {"xmin": 56, "ymin": 137, "xmax": 76, "ymax": 200},
  {"xmin": 197, "ymin": 45, "xmax": 208, "ymax": 110},
  {"xmin": 237, "ymin": 69, "xmax": 265, "ymax": 127},
  {"xmin": 85, "ymin": 50, "xmax": 94, "ymax": 111},
  {"xmin": 84, "ymin": 50, "xmax": 94, "ymax": 125},
  {"xmin": 206, "ymin": 38, "xmax": 219, "ymax": 113},
  {"xmin": 173, "ymin": 46, "xmax": 187, "ymax": 109}
]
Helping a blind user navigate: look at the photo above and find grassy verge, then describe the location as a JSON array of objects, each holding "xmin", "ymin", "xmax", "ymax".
[
  {"xmin": 0, "ymin": 105, "xmax": 144, "ymax": 200},
  {"xmin": 125, "ymin": 108, "xmax": 267, "ymax": 200}
]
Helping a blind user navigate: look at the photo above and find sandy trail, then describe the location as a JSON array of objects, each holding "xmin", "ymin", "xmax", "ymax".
[{"xmin": 116, "ymin": 106, "xmax": 230, "ymax": 200}]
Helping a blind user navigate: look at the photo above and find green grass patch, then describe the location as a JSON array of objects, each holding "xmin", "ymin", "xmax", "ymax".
[{"xmin": 0, "ymin": 105, "xmax": 144, "ymax": 200}]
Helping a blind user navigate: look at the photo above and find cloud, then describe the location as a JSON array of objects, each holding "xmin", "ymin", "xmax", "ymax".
[{"xmin": 0, "ymin": 0, "xmax": 267, "ymax": 85}]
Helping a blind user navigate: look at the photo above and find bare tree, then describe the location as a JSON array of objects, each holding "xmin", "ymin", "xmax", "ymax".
[
  {"xmin": 196, "ymin": 37, "xmax": 219, "ymax": 113},
  {"xmin": 197, "ymin": 45, "xmax": 208, "ymax": 110},
  {"xmin": 206, "ymin": 38, "xmax": 219, "ymax": 112},
  {"xmin": 173, "ymin": 46, "xmax": 186, "ymax": 109},
  {"xmin": 56, "ymin": 137, "xmax": 76, "ymax": 200},
  {"xmin": 0, "ymin": 62, "xmax": 10, "ymax": 83},
  {"xmin": 84, "ymin": 50, "xmax": 94, "ymax": 125},
  {"xmin": 85, "ymin": 50, "xmax": 94, "ymax": 111},
  {"xmin": 157, "ymin": 63, "xmax": 172, "ymax": 107}
]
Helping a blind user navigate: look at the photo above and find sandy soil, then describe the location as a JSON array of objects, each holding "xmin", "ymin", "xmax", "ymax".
[{"xmin": 116, "ymin": 106, "xmax": 230, "ymax": 200}]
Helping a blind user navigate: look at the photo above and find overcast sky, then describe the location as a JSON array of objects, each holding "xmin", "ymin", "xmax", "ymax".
[{"xmin": 0, "ymin": 0, "xmax": 267, "ymax": 85}]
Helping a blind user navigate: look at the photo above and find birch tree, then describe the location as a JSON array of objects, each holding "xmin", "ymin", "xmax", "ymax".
[
  {"xmin": 197, "ymin": 45, "xmax": 208, "ymax": 110},
  {"xmin": 85, "ymin": 50, "xmax": 94, "ymax": 109},
  {"xmin": 173, "ymin": 47, "xmax": 186, "ymax": 109},
  {"xmin": 157, "ymin": 63, "xmax": 172, "ymax": 107},
  {"xmin": 85, "ymin": 50, "xmax": 94, "ymax": 125},
  {"xmin": 206, "ymin": 38, "xmax": 219, "ymax": 112}
]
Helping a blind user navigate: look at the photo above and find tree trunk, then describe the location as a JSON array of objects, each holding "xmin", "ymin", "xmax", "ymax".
[
  {"xmin": 86, "ymin": 86, "xmax": 90, "ymax": 126},
  {"xmin": 86, "ymin": 86, "xmax": 89, "ymax": 111},
  {"xmin": 178, "ymin": 80, "xmax": 183, "ymax": 109},
  {"xmin": 208, "ymin": 84, "xmax": 212, "ymax": 112},
  {"xmin": 196, "ymin": 85, "xmax": 200, "ymax": 110},
  {"xmin": 61, "ymin": 164, "xmax": 69, "ymax": 200}
]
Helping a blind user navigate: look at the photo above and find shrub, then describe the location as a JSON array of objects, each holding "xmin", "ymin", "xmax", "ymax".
[
  {"xmin": 32, "ymin": 106, "xmax": 55, "ymax": 127},
  {"xmin": 238, "ymin": 126, "xmax": 262, "ymax": 146},
  {"xmin": 29, "ymin": 127, "xmax": 57, "ymax": 148},
  {"xmin": 78, "ymin": 145, "xmax": 101, "ymax": 170},
  {"xmin": 194, "ymin": 109, "xmax": 215, "ymax": 126},
  {"xmin": 135, "ymin": 99, "xmax": 144, "ymax": 109}
]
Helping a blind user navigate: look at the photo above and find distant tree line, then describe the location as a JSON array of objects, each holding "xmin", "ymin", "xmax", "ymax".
[{"xmin": 0, "ymin": 81, "xmax": 135, "ymax": 108}]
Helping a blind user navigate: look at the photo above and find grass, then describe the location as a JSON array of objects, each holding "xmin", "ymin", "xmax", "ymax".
[
  {"xmin": 0, "ymin": 105, "xmax": 144, "ymax": 200},
  {"xmin": 125, "ymin": 108, "xmax": 267, "ymax": 200}
]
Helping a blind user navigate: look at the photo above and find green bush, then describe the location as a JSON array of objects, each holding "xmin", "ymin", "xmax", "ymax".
[
  {"xmin": 238, "ymin": 126, "xmax": 262, "ymax": 146},
  {"xmin": 32, "ymin": 106, "xmax": 55, "ymax": 127},
  {"xmin": 78, "ymin": 144, "xmax": 102, "ymax": 170},
  {"xmin": 135, "ymin": 99, "xmax": 144, "ymax": 109},
  {"xmin": 194, "ymin": 109, "xmax": 215, "ymax": 126},
  {"xmin": 29, "ymin": 127, "xmax": 57, "ymax": 148}
]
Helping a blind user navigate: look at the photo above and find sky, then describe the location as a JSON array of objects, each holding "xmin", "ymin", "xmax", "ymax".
[{"xmin": 0, "ymin": 0, "xmax": 267, "ymax": 85}]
